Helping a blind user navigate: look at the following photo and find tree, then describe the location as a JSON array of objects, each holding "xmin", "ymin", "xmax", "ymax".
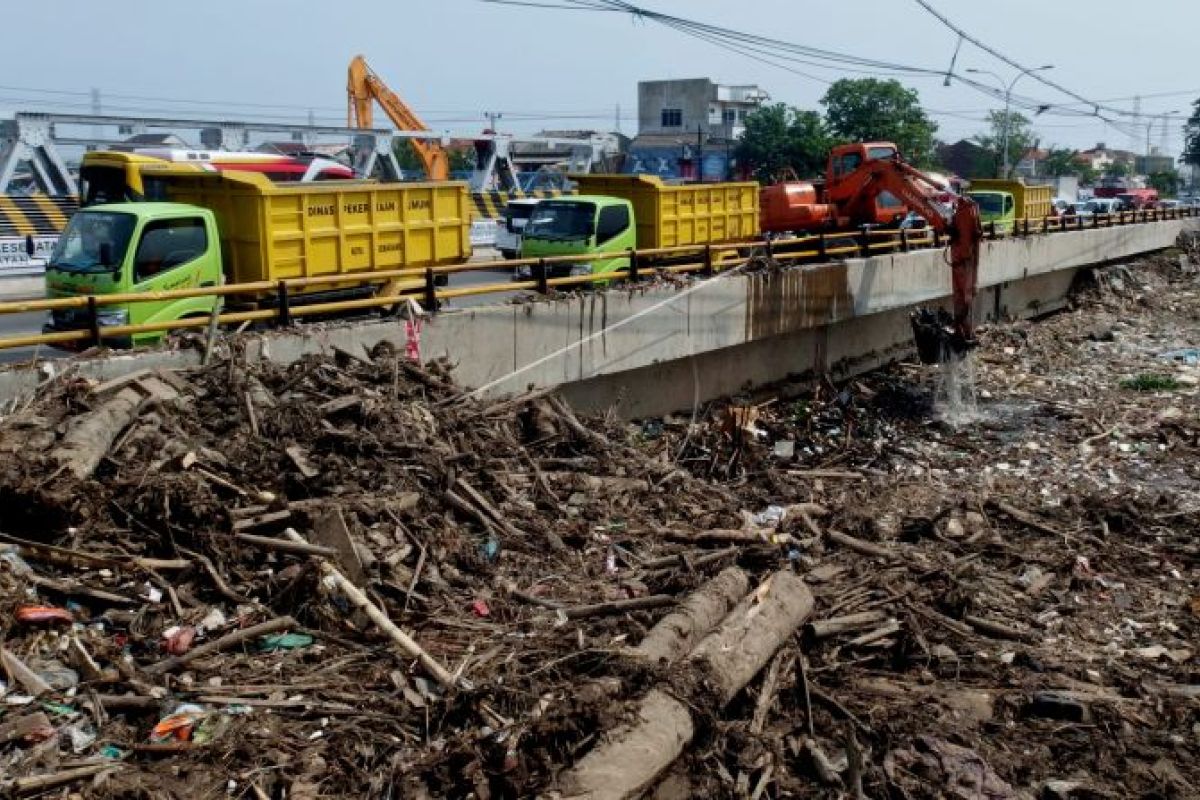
[
  {"xmin": 735, "ymin": 103, "xmax": 831, "ymax": 183},
  {"xmin": 1148, "ymin": 170, "xmax": 1180, "ymax": 196},
  {"xmin": 820, "ymin": 79, "xmax": 938, "ymax": 166},
  {"xmin": 1040, "ymin": 147, "xmax": 1080, "ymax": 177},
  {"xmin": 1105, "ymin": 160, "xmax": 1131, "ymax": 179},
  {"xmin": 974, "ymin": 110, "xmax": 1035, "ymax": 178},
  {"xmin": 1182, "ymin": 98, "xmax": 1200, "ymax": 170}
]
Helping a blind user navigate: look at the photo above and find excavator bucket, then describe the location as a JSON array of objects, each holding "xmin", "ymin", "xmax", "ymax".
[{"xmin": 910, "ymin": 307, "xmax": 976, "ymax": 364}]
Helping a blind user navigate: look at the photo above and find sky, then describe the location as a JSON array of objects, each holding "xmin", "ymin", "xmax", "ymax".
[{"xmin": 4, "ymin": 0, "xmax": 1198, "ymax": 156}]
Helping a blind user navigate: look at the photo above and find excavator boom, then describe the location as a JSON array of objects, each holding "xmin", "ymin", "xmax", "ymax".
[
  {"xmin": 840, "ymin": 156, "xmax": 983, "ymax": 361},
  {"xmin": 347, "ymin": 55, "xmax": 449, "ymax": 181}
]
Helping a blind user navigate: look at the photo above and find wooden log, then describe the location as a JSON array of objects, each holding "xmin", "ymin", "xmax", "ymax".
[
  {"xmin": 562, "ymin": 594, "xmax": 675, "ymax": 620},
  {"xmin": 630, "ymin": 567, "xmax": 749, "ymax": 664},
  {"xmin": 559, "ymin": 571, "xmax": 814, "ymax": 799},
  {"xmin": 964, "ymin": 614, "xmax": 1034, "ymax": 642},
  {"xmin": 144, "ymin": 616, "xmax": 297, "ymax": 675},
  {"xmin": 805, "ymin": 610, "xmax": 888, "ymax": 640},
  {"xmin": 827, "ymin": 531, "xmax": 897, "ymax": 560}
]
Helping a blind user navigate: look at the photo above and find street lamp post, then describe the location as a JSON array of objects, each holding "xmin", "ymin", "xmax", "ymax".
[{"xmin": 967, "ymin": 64, "xmax": 1054, "ymax": 178}]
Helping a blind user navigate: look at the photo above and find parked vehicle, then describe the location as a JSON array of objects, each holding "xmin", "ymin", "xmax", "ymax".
[
  {"xmin": 44, "ymin": 169, "xmax": 470, "ymax": 348},
  {"xmin": 965, "ymin": 190, "xmax": 1015, "ymax": 234},
  {"xmin": 1090, "ymin": 198, "xmax": 1123, "ymax": 215},
  {"xmin": 1114, "ymin": 189, "xmax": 1159, "ymax": 210},
  {"xmin": 495, "ymin": 198, "xmax": 541, "ymax": 259},
  {"xmin": 967, "ymin": 179, "xmax": 1053, "ymax": 225},
  {"xmin": 1066, "ymin": 201, "xmax": 1096, "ymax": 217},
  {"xmin": 79, "ymin": 150, "xmax": 353, "ymax": 207},
  {"xmin": 519, "ymin": 174, "xmax": 758, "ymax": 278}
]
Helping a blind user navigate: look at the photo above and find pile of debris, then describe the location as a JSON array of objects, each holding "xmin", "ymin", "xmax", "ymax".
[{"xmin": 0, "ymin": 251, "xmax": 1196, "ymax": 798}]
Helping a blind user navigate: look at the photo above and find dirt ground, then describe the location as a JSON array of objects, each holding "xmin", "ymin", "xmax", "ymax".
[{"xmin": 0, "ymin": 250, "xmax": 1196, "ymax": 799}]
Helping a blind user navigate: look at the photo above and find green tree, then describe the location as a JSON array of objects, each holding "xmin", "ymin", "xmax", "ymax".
[
  {"xmin": 973, "ymin": 110, "xmax": 1035, "ymax": 178},
  {"xmin": 1148, "ymin": 170, "xmax": 1180, "ymax": 196},
  {"xmin": 820, "ymin": 79, "xmax": 938, "ymax": 166},
  {"xmin": 735, "ymin": 103, "xmax": 831, "ymax": 183},
  {"xmin": 1105, "ymin": 160, "xmax": 1131, "ymax": 179},
  {"xmin": 1040, "ymin": 147, "xmax": 1080, "ymax": 177},
  {"xmin": 1182, "ymin": 98, "xmax": 1200, "ymax": 170}
]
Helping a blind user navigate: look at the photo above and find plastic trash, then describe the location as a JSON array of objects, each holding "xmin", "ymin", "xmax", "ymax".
[
  {"xmin": 64, "ymin": 721, "xmax": 97, "ymax": 753},
  {"xmin": 100, "ymin": 744, "xmax": 126, "ymax": 759},
  {"xmin": 15, "ymin": 605, "xmax": 74, "ymax": 625},
  {"xmin": 258, "ymin": 633, "xmax": 314, "ymax": 652},
  {"xmin": 471, "ymin": 600, "xmax": 491, "ymax": 618},
  {"xmin": 1158, "ymin": 347, "xmax": 1200, "ymax": 365},
  {"xmin": 162, "ymin": 625, "xmax": 197, "ymax": 656},
  {"xmin": 751, "ymin": 505, "xmax": 787, "ymax": 528},
  {"xmin": 33, "ymin": 661, "xmax": 79, "ymax": 691},
  {"xmin": 0, "ymin": 544, "xmax": 33, "ymax": 576},
  {"xmin": 150, "ymin": 704, "xmax": 207, "ymax": 742}
]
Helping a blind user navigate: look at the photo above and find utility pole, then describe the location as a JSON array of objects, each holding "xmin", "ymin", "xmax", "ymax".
[
  {"xmin": 697, "ymin": 124, "xmax": 703, "ymax": 182},
  {"xmin": 967, "ymin": 64, "xmax": 1054, "ymax": 178},
  {"xmin": 89, "ymin": 88, "xmax": 101, "ymax": 152},
  {"xmin": 615, "ymin": 103, "xmax": 621, "ymax": 135},
  {"xmin": 484, "ymin": 111, "xmax": 502, "ymax": 132}
]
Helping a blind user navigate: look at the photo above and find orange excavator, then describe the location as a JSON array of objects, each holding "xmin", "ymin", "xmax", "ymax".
[
  {"xmin": 759, "ymin": 142, "xmax": 982, "ymax": 362},
  {"xmin": 347, "ymin": 55, "xmax": 449, "ymax": 181}
]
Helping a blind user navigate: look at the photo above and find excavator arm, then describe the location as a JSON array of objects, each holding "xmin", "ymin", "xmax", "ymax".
[
  {"xmin": 347, "ymin": 55, "xmax": 449, "ymax": 181},
  {"xmin": 842, "ymin": 157, "xmax": 983, "ymax": 361}
]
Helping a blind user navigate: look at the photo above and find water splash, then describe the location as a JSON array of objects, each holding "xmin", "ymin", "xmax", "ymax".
[{"xmin": 934, "ymin": 349, "xmax": 980, "ymax": 428}]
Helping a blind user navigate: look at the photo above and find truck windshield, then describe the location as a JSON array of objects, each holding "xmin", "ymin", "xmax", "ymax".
[
  {"xmin": 504, "ymin": 203, "xmax": 537, "ymax": 232},
  {"xmin": 79, "ymin": 166, "xmax": 135, "ymax": 207},
  {"xmin": 967, "ymin": 193, "xmax": 1006, "ymax": 215},
  {"xmin": 48, "ymin": 211, "xmax": 137, "ymax": 274},
  {"xmin": 524, "ymin": 201, "xmax": 596, "ymax": 241}
]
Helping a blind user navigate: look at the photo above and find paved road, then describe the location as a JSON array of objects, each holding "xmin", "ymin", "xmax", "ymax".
[{"xmin": 0, "ymin": 258, "xmax": 522, "ymax": 365}]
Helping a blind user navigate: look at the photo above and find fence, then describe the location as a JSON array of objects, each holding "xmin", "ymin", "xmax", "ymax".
[{"xmin": 0, "ymin": 206, "xmax": 1191, "ymax": 353}]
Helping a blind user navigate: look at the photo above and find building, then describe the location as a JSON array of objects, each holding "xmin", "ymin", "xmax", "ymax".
[
  {"xmin": 1075, "ymin": 143, "xmax": 1136, "ymax": 173},
  {"xmin": 1134, "ymin": 148, "xmax": 1176, "ymax": 176},
  {"xmin": 628, "ymin": 78, "xmax": 769, "ymax": 180},
  {"xmin": 1013, "ymin": 147, "xmax": 1048, "ymax": 179}
]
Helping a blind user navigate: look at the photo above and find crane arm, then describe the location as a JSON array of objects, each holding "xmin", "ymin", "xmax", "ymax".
[
  {"xmin": 347, "ymin": 55, "xmax": 449, "ymax": 181},
  {"xmin": 843, "ymin": 157, "xmax": 983, "ymax": 354}
]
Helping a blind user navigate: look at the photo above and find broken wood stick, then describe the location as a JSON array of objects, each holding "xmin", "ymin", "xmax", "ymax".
[
  {"xmin": 145, "ymin": 616, "xmax": 297, "ymax": 675},
  {"xmin": 827, "ymin": 530, "xmax": 898, "ymax": 560},
  {"xmin": 630, "ymin": 567, "xmax": 749, "ymax": 664},
  {"xmin": 963, "ymin": 614, "xmax": 1034, "ymax": 642},
  {"xmin": 843, "ymin": 619, "xmax": 901, "ymax": 648},
  {"xmin": 985, "ymin": 499, "xmax": 1065, "ymax": 538},
  {"xmin": 561, "ymin": 594, "xmax": 676, "ymax": 620},
  {"xmin": 664, "ymin": 528, "xmax": 774, "ymax": 546},
  {"xmin": 559, "ymin": 571, "xmax": 814, "ymax": 799},
  {"xmin": 1, "ymin": 648, "xmax": 53, "ymax": 696},
  {"xmin": 281, "ymin": 529, "xmax": 460, "ymax": 690},
  {"xmin": 805, "ymin": 610, "xmax": 888, "ymax": 640},
  {"xmin": 787, "ymin": 469, "xmax": 864, "ymax": 480},
  {"xmin": 750, "ymin": 651, "xmax": 790, "ymax": 735},
  {"xmin": 233, "ymin": 532, "xmax": 337, "ymax": 558},
  {"xmin": 8, "ymin": 764, "xmax": 120, "ymax": 795}
]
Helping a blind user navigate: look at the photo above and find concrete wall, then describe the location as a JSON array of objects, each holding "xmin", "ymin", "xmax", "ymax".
[{"xmin": 1, "ymin": 219, "xmax": 1195, "ymax": 417}]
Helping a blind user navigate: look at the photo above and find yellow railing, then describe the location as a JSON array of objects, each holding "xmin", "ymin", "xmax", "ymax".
[{"xmin": 0, "ymin": 204, "xmax": 1192, "ymax": 353}]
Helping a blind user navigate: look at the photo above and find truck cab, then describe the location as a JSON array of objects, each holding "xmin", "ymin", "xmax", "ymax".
[
  {"xmin": 965, "ymin": 190, "xmax": 1015, "ymax": 234},
  {"xmin": 43, "ymin": 204, "xmax": 221, "ymax": 347},
  {"xmin": 519, "ymin": 197, "xmax": 633, "ymax": 278},
  {"xmin": 495, "ymin": 198, "xmax": 542, "ymax": 259}
]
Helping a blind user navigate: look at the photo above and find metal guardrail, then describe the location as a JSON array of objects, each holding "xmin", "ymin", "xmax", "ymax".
[{"xmin": 0, "ymin": 206, "xmax": 1192, "ymax": 353}]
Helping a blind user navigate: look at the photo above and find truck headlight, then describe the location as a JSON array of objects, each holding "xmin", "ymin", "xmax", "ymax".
[{"xmin": 96, "ymin": 309, "xmax": 129, "ymax": 327}]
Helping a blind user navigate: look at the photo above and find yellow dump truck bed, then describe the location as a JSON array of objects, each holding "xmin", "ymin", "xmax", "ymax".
[
  {"xmin": 572, "ymin": 174, "xmax": 759, "ymax": 249},
  {"xmin": 160, "ymin": 171, "xmax": 470, "ymax": 289},
  {"xmin": 969, "ymin": 179, "xmax": 1053, "ymax": 221}
]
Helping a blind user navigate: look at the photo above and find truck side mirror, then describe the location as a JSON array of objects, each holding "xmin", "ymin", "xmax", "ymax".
[{"xmin": 24, "ymin": 235, "xmax": 34, "ymax": 257}]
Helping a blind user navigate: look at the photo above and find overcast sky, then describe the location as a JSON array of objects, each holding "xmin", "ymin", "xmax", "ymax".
[{"xmin": 5, "ymin": 0, "xmax": 1197, "ymax": 155}]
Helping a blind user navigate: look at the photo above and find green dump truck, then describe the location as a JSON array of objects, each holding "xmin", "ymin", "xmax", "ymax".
[
  {"xmin": 43, "ymin": 170, "xmax": 470, "ymax": 348},
  {"xmin": 518, "ymin": 174, "xmax": 759, "ymax": 279},
  {"xmin": 966, "ymin": 179, "xmax": 1054, "ymax": 234}
]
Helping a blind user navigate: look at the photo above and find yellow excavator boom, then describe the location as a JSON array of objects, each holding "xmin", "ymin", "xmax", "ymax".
[{"xmin": 347, "ymin": 55, "xmax": 449, "ymax": 181}]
